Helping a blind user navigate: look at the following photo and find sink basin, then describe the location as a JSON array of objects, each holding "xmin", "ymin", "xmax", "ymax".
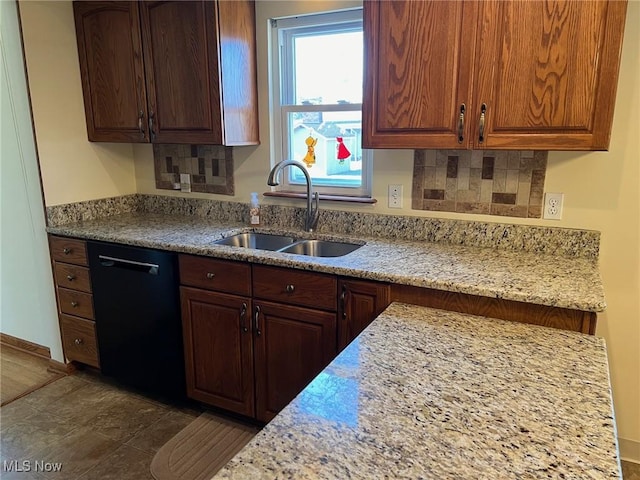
[
  {"xmin": 214, "ymin": 233, "xmax": 296, "ymax": 251},
  {"xmin": 278, "ymin": 239, "xmax": 362, "ymax": 257}
]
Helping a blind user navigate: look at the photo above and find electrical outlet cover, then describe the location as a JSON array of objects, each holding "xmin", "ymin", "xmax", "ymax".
[{"xmin": 543, "ymin": 192, "xmax": 564, "ymax": 220}]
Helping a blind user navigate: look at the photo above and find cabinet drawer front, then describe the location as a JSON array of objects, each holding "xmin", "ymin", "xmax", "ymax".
[
  {"xmin": 179, "ymin": 255, "xmax": 251, "ymax": 296},
  {"xmin": 253, "ymin": 265, "xmax": 337, "ymax": 311},
  {"xmin": 60, "ymin": 314, "xmax": 100, "ymax": 368},
  {"xmin": 54, "ymin": 263, "xmax": 92, "ymax": 293},
  {"xmin": 57, "ymin": 288, "xmax": 94, "ymax": 319},
  {"xmin": 49, "ymin": 236, "xmax": 88, "ymax": 266}
]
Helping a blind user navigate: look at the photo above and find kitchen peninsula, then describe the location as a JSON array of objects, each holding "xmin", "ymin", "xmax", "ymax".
[{"xmin": 215, "ymin": 303, "xmax": 620, "ymax": 479}]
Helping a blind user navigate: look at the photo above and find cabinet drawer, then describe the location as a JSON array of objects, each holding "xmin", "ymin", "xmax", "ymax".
[
  {"xmin": 179, "ymin": 255, "xmax": 251, "ymax": 296},
  {"xmin": 57, "ymin": 288, "xmax": 94, "ymax": 319},
  {"xmin": 49, "ymin": 236, "xmax": 88, "ymax": 266},
  {"xmin": 60, "ymin": 314, "xmax": 100, "ymax": 368},
  {"xmin": 54, "ymin": 263, "xmax": 92, "ymax": 293},
  {"xmin": 253, "ymin": 265, "xmax": 337, "ymax": 311}
]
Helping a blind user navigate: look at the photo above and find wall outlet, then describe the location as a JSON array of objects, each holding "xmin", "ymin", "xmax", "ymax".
[
  {"xmin": 543, "ymin": 192, "xmax": 564, "ymax": 220},
  {"xmin": 388, "ymin": 184, "xmax": 403, "ymax": 209}
]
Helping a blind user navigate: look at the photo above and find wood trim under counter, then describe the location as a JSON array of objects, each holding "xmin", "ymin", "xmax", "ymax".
[{"xmin": 391, "ymin": 284, "xmax": 597, "ymax": 335}]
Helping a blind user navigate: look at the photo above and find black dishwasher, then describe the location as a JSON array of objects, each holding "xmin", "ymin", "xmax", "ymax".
[{"xmin": 87, "ymin": 241, "xmax": 185, "ymax": 399}]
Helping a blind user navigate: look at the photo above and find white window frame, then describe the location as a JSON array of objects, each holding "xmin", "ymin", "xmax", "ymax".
[{"xmin": 270, "ymin": 9, "xmax": 372, "ymax": 198}]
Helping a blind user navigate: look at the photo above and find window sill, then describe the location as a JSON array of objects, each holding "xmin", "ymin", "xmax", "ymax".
[{"xmin": 263, "ymin": 191, "xmax": 377, "ymax": 204}]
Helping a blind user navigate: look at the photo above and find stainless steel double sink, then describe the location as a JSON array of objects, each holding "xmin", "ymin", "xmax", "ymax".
[{"xmin": 213, "ymin": 232, "xmax": 363, "ymax": 258}]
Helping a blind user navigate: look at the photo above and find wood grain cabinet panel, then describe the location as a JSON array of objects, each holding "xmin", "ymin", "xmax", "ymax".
[
  {"xmin": 253, "ymin": 301, "xmax": 336, "ymax": 423},
  {"xmin": 179, "ymin": 255, "xmax": 251, "ymax": 296},
  {"xmin": 49, "ymin": 236, "xmax": 88, "ymax": 266},
  {"xmin": 49, "ymin": 235, "xmax": 100, "ymax": 368},
  {"xmin": 73, "ymin": 2, "xmax": 147, "ymax": 142},
  {"xmin": 60, "ymin": 314, "xmax": 100, "ymax": 368},
  {"xmin": 338, "ymin": 278, "xmax": 391, "ymax": 351},
  {"xmin": 74, "ymin": 0, "xmax": 258, "ymax": 145},
  {"xmin": 253, "ymin": 265, "xmax": 337, "ymax": 311},
  {"xmin": 57, "ymin": 288, "xmax": 95, "ymax": 320},
  {"xmin": 181, "ymin": 287, "xmax": 254, "ymax": 417},
  {"xmin": 54, "ymin": 263, "xmax": 92, "ymax": 293},
  {"xmin": 178, "ymin": 255, "xmax": 337, "ymax": 421},
  {"xmin": 363, "ymin": 0, "xmax": 627, "ymax": 150}
]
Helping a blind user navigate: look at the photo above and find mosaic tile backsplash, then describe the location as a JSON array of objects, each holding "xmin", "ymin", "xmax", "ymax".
[
  {"xmin": 412, "ymin": 150, "xmax": 548, "ymax": 218},
  {"xmin": 153, "ymin": 144, "xmax": 234, "ymax": 195}
]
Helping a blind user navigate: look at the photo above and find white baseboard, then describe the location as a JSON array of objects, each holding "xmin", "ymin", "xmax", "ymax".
[{"xmin": 619, "ymin": 437, "xmax": 640, "ymax": 464}]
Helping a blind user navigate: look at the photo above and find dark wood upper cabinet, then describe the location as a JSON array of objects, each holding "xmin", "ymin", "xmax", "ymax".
[
  {"xmin": 363, "ymin": 0, "xmax": 627, "ymax": 151},
  {"xmin": 74, "ymin": 2, "xmax": 147, "ymax": 142},
  {"xmin": 74, "ymin": 1, "xmax": 259, "ymax": 145}
]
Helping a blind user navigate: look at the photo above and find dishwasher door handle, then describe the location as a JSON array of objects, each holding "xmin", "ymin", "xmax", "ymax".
[{"xmin": 98, "ymin": 255, "xmax": 160, "ymax": 275}]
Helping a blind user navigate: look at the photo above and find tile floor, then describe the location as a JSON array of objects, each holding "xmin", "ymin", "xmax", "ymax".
[{"xmin": 0, "ymin": 370, "xmax": 204, "ymax": 479}]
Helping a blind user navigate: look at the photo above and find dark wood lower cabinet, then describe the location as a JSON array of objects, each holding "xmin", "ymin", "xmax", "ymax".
[
  {"xmin": 180, "ymin": 287, "xmax": 255, "ymax": 417},
  {"xmin": 253, "ymin": 301, "xmax": 337, "ymax": 423},
  {"xmin": 338, "ymin": 279, "xmax": 391, "ymax": 351}
]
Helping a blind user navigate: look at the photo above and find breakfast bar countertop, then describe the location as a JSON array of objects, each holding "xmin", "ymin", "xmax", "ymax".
[
  {"xmin": 214, "ymin": 302, "xmax": 620, "ymax": 479},
  {"xmin": 47, "ymin": 211, "xmax": 606, "ymax": 313}
]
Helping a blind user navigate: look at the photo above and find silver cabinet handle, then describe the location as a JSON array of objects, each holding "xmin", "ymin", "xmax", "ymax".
[
  {"xmin": 63, "ymin": 248, "xmax": 71, "ymax": 255},
  {"xmin": 74, "ymin": 338, "xmax": 83, "ymax": 345},
  {"xmin": 138, "ymin": 110, "xmax": 145, "ymax": 139},
  {"xmin": 341, "ymin": 285, "xmax": 347, "ymax": 319},
  {"xmin": 206, "ymin": 272, "xmax": 215, "ymax": 279},
  {"xmin": 254, "ymin": 305, "xmax": 261, "ymax": 336},
  {"xmin": 149, "ymin": 110, "xmax": 156, "ymax": 141},
  {"xmin": 66, "ymin": 274, "xmax": 76, "ymax": 281},
  {"xmin": 285, "ymin": 284, "xmax": 295, "ymax": 293},
  {"xmin": 71, "ymin": 301, "xmax": 79, "ymax": 307},
  {"xmin": 457, "ymin": 103, "xmax": 465, "ymax": 144},
  {"xmin": 478, "ymin": 103, "xmax": 487, "ymax": 144},
  {"xmin": 240, "ymin": 302, "xmax": 248, "ymax": 333}
]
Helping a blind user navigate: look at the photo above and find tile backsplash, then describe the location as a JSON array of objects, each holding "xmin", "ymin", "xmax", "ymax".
[
  {"xmin": 153, "ymin": 144, "xmax": 234, "ymax": 195},
  {"xmin": 412, "ymin": 150, "xmax": 547, "ymax": 218}
]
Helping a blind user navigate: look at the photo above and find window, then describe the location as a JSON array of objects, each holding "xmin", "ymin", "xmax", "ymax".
[{"xmin": 270, "ymin": 10, "xmax": 372, "ymax": 198}]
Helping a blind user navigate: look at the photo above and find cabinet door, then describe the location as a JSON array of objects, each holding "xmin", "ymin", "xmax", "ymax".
[
  {"xmin": 140, "ymin": 1, "xmax": 223, "ymax": 144},
  {"xmin": 181, "ymin": 287, "xmax": 254, "ymax": 417},
  {"xmin": 73, "ymin": 2, "xmax": 148, "ymax": 142},
  {"xmin": 254, "ymin": 301, "xmax": 336, "ymax": 422},
  {"xmin": 363, "ymin": 0, "xmax": 478, "ymax": 149},
  {"xmin": 473, "ymin": 0, "xmax": 627, "ymax": 150},
  {"xmin": 338, "ymin": 279, "xmax": 390, "ymax": 351}
]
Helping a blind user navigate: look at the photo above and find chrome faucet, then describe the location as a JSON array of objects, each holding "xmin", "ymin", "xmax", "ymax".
[{"xmin": 267, "ymin": 160, "xmax": 319, "ymax": 232}]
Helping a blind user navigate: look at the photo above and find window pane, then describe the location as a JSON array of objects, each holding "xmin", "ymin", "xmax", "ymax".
[
  {"xmin": 293, "ymin": 31, "xmax": 363, "ymax": 105},
  {"xmin": 286, "ymin": 110, "xmax": 363, "ymax": 188}
]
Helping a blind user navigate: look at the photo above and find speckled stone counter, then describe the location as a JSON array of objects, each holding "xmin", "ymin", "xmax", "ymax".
[
  {"xmin": 47, "ymin": 212, "xmax": 605, "ymax": 312},
  {"xmin": 214, "ymin": 303, "xmax": 620, "ymax": 479}
]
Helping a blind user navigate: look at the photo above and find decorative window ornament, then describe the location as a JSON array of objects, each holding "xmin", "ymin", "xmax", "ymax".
[
  {"xmin": 336, "ymin": 137, "xmax": 351, "ymax": 164},
  {"xmin": 302, "ymin": 135, "xmax": 317, "ymax": 168}
]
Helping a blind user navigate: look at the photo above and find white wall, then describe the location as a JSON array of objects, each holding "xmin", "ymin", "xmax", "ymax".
[
  {"xmin": 1, "ymin": 0, "xmax": 63, "ymax": 361},
  {"xmin": 19, "ymin": 1, "xmax": 137, "ymax": 207}
]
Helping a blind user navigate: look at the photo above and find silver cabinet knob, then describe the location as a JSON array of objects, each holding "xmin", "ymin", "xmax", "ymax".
[
  {"xmin": 67, "ymin": 274, "xmax": 75, "ymax": 281},
  {"xmin": 286, "ymin": 284, "xmax": 295, "ymax": 293},
  {"xmin": 74, "ymin": 338, "xmax": 83, "ymax": 345},
  {"xmin": 63, "ymin": 248, "xmax": 71, "ymax": 255},
  {"xmin": 71, "ymin": 301, "xmax": 79, "ymax": 307},
  {"xmin": 206, "ymin": 272, "xmax": 215, "ymax": 279}
]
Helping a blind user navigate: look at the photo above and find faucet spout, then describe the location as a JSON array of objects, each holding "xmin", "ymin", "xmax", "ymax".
[{"xmin": 267, "ymin": 160, "xmax": 319, "ymax": 232}]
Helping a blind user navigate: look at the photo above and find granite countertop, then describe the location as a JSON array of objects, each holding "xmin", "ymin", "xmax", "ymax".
[
  {"xmin": 214, "ymin": 302, "xmax": 620, "ymax": 479},
  {"xmin": 47, "ymin": 212, "xmax": 606, "ymax": 312}
]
